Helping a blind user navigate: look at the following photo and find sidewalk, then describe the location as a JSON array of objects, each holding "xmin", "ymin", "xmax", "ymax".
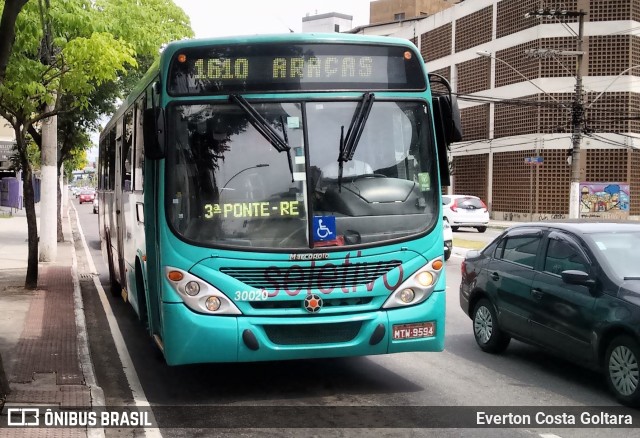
[{"xmin": 0, "ymin": 204, "xmax": 104, "ymax": 437}]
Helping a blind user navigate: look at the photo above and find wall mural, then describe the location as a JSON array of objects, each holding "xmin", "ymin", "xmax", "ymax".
[{"xmin": 579, "ymin": 182, "xmax": 630, "ymax": 219}]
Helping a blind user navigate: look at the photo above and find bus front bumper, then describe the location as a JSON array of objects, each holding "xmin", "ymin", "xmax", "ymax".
[{"xmin": 161, "ymin": 291, "xmax": 445, "ymax": 365}]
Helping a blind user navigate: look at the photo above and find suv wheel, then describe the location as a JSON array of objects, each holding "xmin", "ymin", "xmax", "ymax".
[
  {"xmin": 605, "ymin": 335, "xmax": 640, "ymax": 407},
  {"xmin": 476, "ymin": 226, "xmax": 487, "ymax": 233},
  {"xmin": 473, "ymin": 298, "xmax": 510, "ymax": 353}
]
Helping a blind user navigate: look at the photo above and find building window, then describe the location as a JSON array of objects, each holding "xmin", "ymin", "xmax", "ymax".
[{"xmin": 394, "ymin": 12, "xmax": 405, "ymax": 21}]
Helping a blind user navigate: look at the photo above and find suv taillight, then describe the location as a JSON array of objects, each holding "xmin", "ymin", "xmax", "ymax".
[
  {"xmin": 480, "ymin": 200, "xmax": 488, "ymax": 212},
  {"xmin": 461, "ymin": 260, "xmax": 466, "ymax": 276},
  {"xmin": 450, "ymin": 199, "xmax": 458, "ymax": 212}
]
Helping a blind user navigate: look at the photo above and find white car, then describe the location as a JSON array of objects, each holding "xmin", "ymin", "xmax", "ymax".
[
  {"xmin": 442, "ymin": 195, "xmax": 489, "ymax": 233},
  {"xmin": 443, "ymin": 220, "xmax": 453, "ymax": 261}
]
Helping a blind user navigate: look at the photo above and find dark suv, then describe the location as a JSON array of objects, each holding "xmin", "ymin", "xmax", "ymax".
[{"xmin": 459, "ymin": 222, "xmax": 640, "ymax": 407}]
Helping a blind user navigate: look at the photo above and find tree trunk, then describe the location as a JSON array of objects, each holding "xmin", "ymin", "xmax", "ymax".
[{"xmin": 22, "ymin": 164, "xmax": 39, "ymax": 289}]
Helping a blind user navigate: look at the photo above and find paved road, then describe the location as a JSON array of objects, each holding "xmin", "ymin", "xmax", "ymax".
[{"xmin": 71, "ymin": 200, "xmax": 637, "ymax": 437}]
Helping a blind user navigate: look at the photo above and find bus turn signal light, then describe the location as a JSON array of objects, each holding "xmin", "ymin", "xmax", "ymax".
[{"xmin": 167, "ymin": 270, "xmax": 184, "ymax": 282}]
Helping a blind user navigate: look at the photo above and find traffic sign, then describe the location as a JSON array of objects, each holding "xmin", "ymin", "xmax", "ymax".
[{"xmin": 524, "ymin": 156, "xmax": 543, "ymax": 164}]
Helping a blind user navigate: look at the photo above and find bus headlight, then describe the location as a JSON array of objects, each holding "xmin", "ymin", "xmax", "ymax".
[
  {"xmin": 184, "ymin": 281, "xmax": 200, "ymax": 296},
  {"xmin": 205, "ymin": 296, "xmax": 221, "ymax": 311},
  {"xmin": 382, "ymin": 257, "xmax": 444, "ymax": 309},
  {"xmin": 165, "ymin": 267, "xmax": 241, "ymax": 315},
  {"xmin": 399, "ymin": 288, "xmax": 415, "ymax": 303}
]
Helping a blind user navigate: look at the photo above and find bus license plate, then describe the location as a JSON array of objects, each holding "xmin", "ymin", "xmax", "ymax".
[{"xmin": 392, "ymin": 322, "xmax": 435, "ymax": 340}]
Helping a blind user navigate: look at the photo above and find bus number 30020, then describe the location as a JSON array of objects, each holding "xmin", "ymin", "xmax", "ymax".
[{"xmin": 234, "ymin": 290, "xmax": 269, "ymax": 301}]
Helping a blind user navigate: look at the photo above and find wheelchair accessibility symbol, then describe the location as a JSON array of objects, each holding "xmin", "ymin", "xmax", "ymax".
[{"xmin": 313, "ymin": 216, "xmax": 336, "ymax": 241}]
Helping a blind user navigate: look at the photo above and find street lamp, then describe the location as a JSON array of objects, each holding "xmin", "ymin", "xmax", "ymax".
[
  {"xmin": 221, "ymin": 164, "xmax": 269, "ymax": 191},
  {"xmin": 476, "ymin": 50, "xmax": 566, "ymax": 107},
  {"xmin": 586, "ymin": 65, "xmax": 640, "ymax": 109}
]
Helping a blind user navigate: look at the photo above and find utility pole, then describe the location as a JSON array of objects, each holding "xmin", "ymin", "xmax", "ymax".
[
  {"xmin": 39, "ymin": 0, "xmax": 58, "ymax": 261},
  {"xmin": 526, "ymin": 8, "xmax": 587, "ymax": 218},
  {"xmin": 569, "ymin": 10, "xmax": 585, "ymax": 219}
]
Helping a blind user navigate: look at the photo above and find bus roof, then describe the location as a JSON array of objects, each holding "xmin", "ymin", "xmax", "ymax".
[{"xmin": 162, "ymin": 33, "xmax": 418, "ymax": 55}]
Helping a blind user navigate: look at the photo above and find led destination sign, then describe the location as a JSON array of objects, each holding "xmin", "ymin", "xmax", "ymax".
[
  {"xmin": 204, "ymin": 200, "xmax": 301, "ymax": 219},
  {"xmin": 168, "ymin": 43, "xmax": 426, "ymax": 94},
  {"xmin": 193, "ymin": 55, "xmax": 374, "ymax": 82}
]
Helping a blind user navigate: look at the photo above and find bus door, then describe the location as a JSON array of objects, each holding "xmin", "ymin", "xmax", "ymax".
[{"xmin": 119, "ymin": 108, "xmax": 136, "ymax": 300}]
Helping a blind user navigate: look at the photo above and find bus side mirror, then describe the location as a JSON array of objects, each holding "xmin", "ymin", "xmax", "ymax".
[
  {"xmin": 434, "ymin": 95, "xmax": 463, "ymax": 144},
  {"xmin": 143, "ymin": 108, "xmax": 165, "ymax": 160},
  {"xmin": 432, "ymin": 96, "xmax": 463, "ymax": 188}
]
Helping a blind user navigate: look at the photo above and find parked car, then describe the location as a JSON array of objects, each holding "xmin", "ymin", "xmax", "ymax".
[
  {"xmin": 459, "ymin": 221, "xmax": 640, "ymax": 406},
  {"xmin": 92, "ymin": 198, "xmax": 98, "ymax": 214},
  {"xmin": 78, "ymin": 190, "xmax": 95, "ymax": 204},
  {"xmin": 443, "ymin": 219, "xmax": 453, "ymax": 261},
  {"xmin": 442, "ymin": 195, "xmax": 489, "ymax": 233}
]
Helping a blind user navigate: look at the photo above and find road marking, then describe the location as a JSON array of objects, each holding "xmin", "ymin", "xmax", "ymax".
[
  {"xmin": 540, "ymin": 434, "xmax": 563, "ymax": 438},
  {"xmin": 73, "ymin": 203, "xmax": 162, "ymax": 438}
]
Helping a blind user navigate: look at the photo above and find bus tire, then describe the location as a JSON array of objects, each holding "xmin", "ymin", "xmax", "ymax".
[{"xmin": 106, "ymin": 235, "xmax": 121, "ymax": 297}]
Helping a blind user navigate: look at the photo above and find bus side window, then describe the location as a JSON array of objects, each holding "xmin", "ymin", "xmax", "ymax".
[
  {"xmin": 134, "ymin": 98, "xmax": 145, "ymax": 192},
  {"xmin": 123, "ymin": 109, "xmax": 134, "ymax": 191}
]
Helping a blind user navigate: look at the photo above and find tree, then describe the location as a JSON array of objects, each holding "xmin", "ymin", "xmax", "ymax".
[{"xmin": 0, "ymin": 0, "xmax": 136, "ymax": 288}]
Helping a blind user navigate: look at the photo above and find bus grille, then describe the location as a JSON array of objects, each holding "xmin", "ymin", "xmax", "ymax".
[
  {"xmin": 220, "ymin": 261, "xmax": 401, "ymax": 290},
  {"xmin": 263, "ymin": 322, "xmax": 362, "ymax": 345},
  {"xmin": 250, "ymin": 297, "xmax": 373, "ymax": 310}
]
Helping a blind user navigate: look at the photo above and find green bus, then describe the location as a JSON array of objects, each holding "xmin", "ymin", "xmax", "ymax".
[{"xmin": 97, "ymin": 33, "xmax": 461, "ymax": 365}]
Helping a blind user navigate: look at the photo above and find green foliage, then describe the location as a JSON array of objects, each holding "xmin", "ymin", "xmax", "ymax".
[
  {"xmin": 1, "ymin": 0, "xmax": 193, "ymax": 172},
  {"xmin": 95, "ymin": 0, "xmax": 194, "ymax": 94},
  {"xmin": 9, "ymin": 140, "xmax": 40, "ymax": 171},
  {"xmin": 54, "ymin": 0, "xmax": 193, "ymax": 179},
  {"xmin": 63, "ymin": 148, "xmax": 88, "ymax": 179},
  {"xmin": 60, "ymin": 32, "xmax": 136, "ymax": 98}
]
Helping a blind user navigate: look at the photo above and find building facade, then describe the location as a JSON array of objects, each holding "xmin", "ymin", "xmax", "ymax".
[
  {"xmin": 358, "ymin": 0, "xmax": 640, "ymax": 221},
  {"xmin": 370, "ymin": 0, "xmax": 461, "ymax": 24}
]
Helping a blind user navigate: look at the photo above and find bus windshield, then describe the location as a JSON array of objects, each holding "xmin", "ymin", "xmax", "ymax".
[{"xmin": 166, "ymin": 99, "xmax": 438, "ymax": 250}]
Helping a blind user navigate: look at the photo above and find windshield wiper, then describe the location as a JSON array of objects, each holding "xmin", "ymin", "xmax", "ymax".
[
  {"xmin": 337, "ymin": 92, "xmax": 375, "ymax": 190},
  {"xmin": 624, "ymin": 277, "xmax": 640, "ymax": 280},
  {"xmin": 230, "ymin": 94, "xmax": 294, "ymax": 182}
]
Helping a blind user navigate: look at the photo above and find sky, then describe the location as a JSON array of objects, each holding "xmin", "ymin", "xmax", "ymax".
[{"xmin": 173, "ymin": 0, "xmax": 372, "ymax": 38}]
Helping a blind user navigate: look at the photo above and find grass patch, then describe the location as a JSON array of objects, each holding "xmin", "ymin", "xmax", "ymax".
[{"xmin": 453, "ymin": 238, "xmax": 486, "ymax": 250}]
